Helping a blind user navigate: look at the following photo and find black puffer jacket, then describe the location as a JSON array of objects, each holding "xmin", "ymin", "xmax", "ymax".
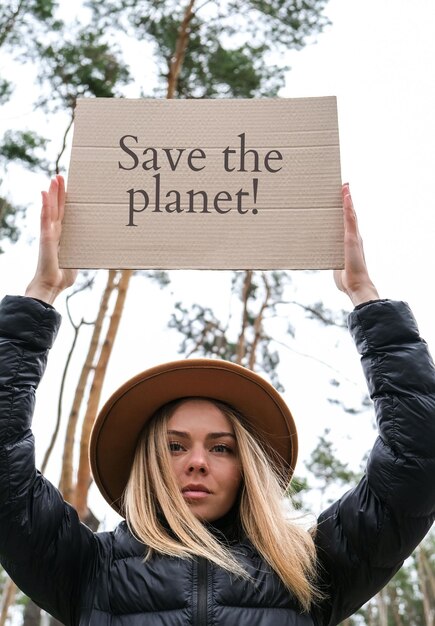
[{"xmin": 0, "ymin": 295, "xmax": 434, "ymax": 626}]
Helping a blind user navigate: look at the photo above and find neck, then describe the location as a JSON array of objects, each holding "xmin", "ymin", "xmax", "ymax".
[{"xmin": 204, "ymin": 502, "xmax": 242, "ymax": 543}]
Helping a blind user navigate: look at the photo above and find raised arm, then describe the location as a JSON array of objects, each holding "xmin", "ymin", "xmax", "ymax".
[
  {"xmin": 25, "ymin": 175, "xmax": 77, "ymax": 304},
  {"xmin": 313, "ymin": 186, "xmax": 435, "ymax": 625},
  {"xmin": 0, "ymin": 178, "xmax": 95, "ymax": 625}
]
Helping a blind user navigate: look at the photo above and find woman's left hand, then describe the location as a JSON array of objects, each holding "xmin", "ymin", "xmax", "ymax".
[{"xmin": 333, "ymin": 183, "xmax": 380, "ymax": 306}]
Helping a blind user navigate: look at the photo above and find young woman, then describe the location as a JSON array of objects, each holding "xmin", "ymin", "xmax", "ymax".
[{"xmin": 0, "ymin": 177, "xmax": 434, "ymax": 626}]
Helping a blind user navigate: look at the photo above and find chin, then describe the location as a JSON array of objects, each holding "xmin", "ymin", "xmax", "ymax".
[{"xmin": 189, "ymin": 506, "xmax": 216, "ymax": 523}]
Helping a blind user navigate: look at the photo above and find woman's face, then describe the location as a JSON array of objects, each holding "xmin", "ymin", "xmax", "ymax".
[{"xmin": 166, "ymin": 399, "xmax": 242, "ymax": 522}]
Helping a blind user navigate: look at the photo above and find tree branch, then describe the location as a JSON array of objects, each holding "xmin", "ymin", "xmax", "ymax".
[
  {"xmin": 166, "ymin": 0, "xmax": 196, "ymax": 99},
  {"xmin": 55, "ymin": 105, "xmax": 75, "ymax": 174},
  {"xmin": 0, "ymin": 0, "xmax": 26, "ymax": 48},
  {"xmin": 271, "ymin": 338, "xmax": 361, "ymax": 387},
  {"xmin": 41, "ymin": 319, "xmax": 81, "ymax": 474},
  {"xmin": 41, "ymin": 277, "xmax": 95, "ymax": 474},
  {"xmin": 275, "ymin": 299, "xmax": 347, "ymax": 328}
]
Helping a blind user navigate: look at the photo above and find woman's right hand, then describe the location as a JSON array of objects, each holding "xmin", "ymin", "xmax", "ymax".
[{"xmin": 25, "ymin": 175, "xmax": 78, "ymax": 305}]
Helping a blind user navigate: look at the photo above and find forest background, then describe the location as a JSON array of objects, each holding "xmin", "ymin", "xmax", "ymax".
[{"xmin": 0, "ymin": 0, "xmax": 434, "ymax": 625}]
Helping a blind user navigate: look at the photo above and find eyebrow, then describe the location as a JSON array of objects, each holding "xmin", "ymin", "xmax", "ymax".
[{"xmin": 167, "ymin": 430, "xmax": 236, "ymax": 440}]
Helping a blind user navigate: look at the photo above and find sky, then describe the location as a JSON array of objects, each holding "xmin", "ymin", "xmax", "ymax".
[
  {"xmin": 281, "ymin": 0, "xmax": 435, "ymax": 328},
  {"xmin": 1, "ymin": 0, "xmax": 435, "ymax": 525}
]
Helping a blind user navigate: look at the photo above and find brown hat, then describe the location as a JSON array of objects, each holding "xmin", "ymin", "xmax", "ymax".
[{"xmin": 90, "ymin": 358, "xmax": 297, "ymax": 515}]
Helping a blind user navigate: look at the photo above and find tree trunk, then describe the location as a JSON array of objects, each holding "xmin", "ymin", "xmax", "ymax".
[
  {"xmin": 63, "ymin": 0, "xmax": 197, "ymax": 522},
  {"xmin": 418, "ymin": 546, "xmax": 434, "ymax": 626},
  {"xmin": 248, "ymin": 273, "xmax": 270, "ymax": 370},
  {"xmin": 377, "ymin": 588, "xmax": 389, "ymax": 626},
  {"xmin": 421, "ymin": 545, "xmax": 435, "ymax": 601},
  {"xmin": 0, "ymin": 578, "xmax": 17, "ymax": 626},
  {"xmin": 366, "ymin": 599, "xmax": 376, "ymax": 626},
  {"xmin": 75, "ymin": 270, "xmax": 132, "ymax": 519},
  {"xmin": 166, "ymin": 0, "xmax": 196, "ymax": 99},
  {"xmin": 388, "ymin": 585, "xmax": 404, "ymax": 626},
  {"xmin": 59, "ymin": 270, "xmax": 117, "ymax": 501},
  {"xmin": 235, "ymin": 270, "xmax": 253, "ymax": 364}
]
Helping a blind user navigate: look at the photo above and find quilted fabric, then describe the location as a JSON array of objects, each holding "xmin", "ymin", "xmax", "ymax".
[{"xmin": 0, "ymin": 296, "xmax": 434, "ymax": 626}]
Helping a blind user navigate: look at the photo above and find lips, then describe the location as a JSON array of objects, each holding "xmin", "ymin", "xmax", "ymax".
[
  {"xmin": 181, "ymin": 484, "xmax": 211, "ymax": 500},
  {"xmin": 182, "ymin": 484, "xmax": 211, "ymax": 494}
]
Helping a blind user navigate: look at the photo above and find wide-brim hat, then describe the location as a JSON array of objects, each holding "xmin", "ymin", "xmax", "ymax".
[{"xmin": 90, "ymin": 358, "xmax": 298, "ymax": 515}]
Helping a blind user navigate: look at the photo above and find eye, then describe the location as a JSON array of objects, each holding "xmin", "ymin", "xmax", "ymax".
[
  {"xmin": 211, "ymin": 443, "xmax": 233, "ymax": 454},
  {"xmin": 168, "ymin": 441, "xmax": 185, "ymax": 453}
]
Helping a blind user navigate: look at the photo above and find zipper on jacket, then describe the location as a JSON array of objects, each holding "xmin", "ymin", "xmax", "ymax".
[{"xmin": 196, "ymin": 557, "xmax": 208, "ymax": 626}]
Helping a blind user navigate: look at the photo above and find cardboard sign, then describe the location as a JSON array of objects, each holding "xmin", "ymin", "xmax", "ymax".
[{"xmin": 60, "ymin": 97, "xmax": 343, "ymax": 270}]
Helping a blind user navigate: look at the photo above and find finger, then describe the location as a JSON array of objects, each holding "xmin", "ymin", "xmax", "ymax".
[
  {"xmin": 40, "ymin": 190, "xmax": 52, "ymax": 233},
  {"xmin": 56, "ymin": 175, "xmax": 65, "ymax": 221},
  {"xmin": 342, "ymin": 184, "xmax": 359, "ymax": 240},
  {"xmin": 342, "ymin": 183, "xmax": 354, "ymax": 216},
  {"xmin": 41, "ymin": 190, "xmax": 48, "ymax": 210},
  {"xmin": 48, "ymin": 177, "xmax": 59, "ymax": 222}
]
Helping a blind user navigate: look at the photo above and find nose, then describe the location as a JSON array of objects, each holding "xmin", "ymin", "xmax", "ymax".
[{"xmin": 186, "ymin": 447, "xmax": 208, "ymax": 474}]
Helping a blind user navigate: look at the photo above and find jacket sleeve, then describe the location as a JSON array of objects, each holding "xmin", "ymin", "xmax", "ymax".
[
  {"xmin": 313, "ymin": 299, "xmax": 435, "ymax": 626},
  {"xmin": 0, "ymin": 295, "xmax": 97, "ymax": 626}
]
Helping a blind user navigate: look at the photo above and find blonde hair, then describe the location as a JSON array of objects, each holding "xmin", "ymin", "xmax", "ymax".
[{"xmin": 123, "ymin": 398, "xmax": 320, "ymax": 612}]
